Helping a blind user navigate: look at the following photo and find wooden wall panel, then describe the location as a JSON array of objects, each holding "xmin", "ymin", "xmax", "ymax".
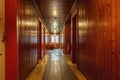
[
  {"xmin": 41, "ymin": 26, "xmax": 46, "ymax": 57},
  {"xmin": 76, "ymin": 0, "xmax": 120, "ymax": 80},
  {"xmin": 116, "ymin": 0, "xmax": 120, "ymax": 79},
  {"xmin": 18, "ymin": 0, "xmax": 39, "ymax": 80},
  {"xmin": 63, "ymin": 23, "xmax": 71, "ymax": 54}
]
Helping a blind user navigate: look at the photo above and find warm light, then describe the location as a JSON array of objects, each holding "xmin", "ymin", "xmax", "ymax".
[
  {"xmin": 53, "ymin": 30, "xmax": 57, "ymax": 33},
  {"xmin": 21, "ymin": 20, "xmax": 38, "ymax": 27},
  {"xmin": 53, "ymin": 8, "xmax": 57, "ymax": 16},
  {"xmin": 78, "ymin": 8, "xmax": 86, "ymax": 16},
  {"xmin": 53, "ymin": 11, "xmax": 57, "ymax": 16},
  {"xmin": 78, "ymin": 21, "xmax": 94, "ymax": 29},
  {"xmin": 78, "ymin": 21, "xmax": 88, "ymax": 27},
  {"xmin": 26, "ymin": 21, "xmax": 31, "ymax": 26},
  {"xmin": 79, "ymin": 30, "xmax": 87, "ymax": 34}
]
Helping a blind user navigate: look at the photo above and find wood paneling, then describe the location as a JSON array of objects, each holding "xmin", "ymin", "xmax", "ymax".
[
  {"xmin": 63, "ymin": 22, "xmax": 71, "ymax": 54},
  {"xmin": 41, "ymin": 26, "xmax": 46, "ymax": 57},
  {"xmin": 5, "ymin": 0, "xmax": 41, "ymax": 80},
  {"xmin": 18, "ymin": 0, "xmax": 39, "ymax": 80},
  {"xmin": 116, "ymin": 0, "xmax": 120, "ymax": 79},
  {"xmin": 76, "ymin": 0, "xmax": 120, "ymax": 80}
]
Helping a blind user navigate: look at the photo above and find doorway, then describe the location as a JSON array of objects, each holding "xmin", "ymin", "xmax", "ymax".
[
  {"xmin": 0, "ymin": 0, "xmax": 5, "ymax": 80},
  {"xmin": 71, "ymin": 14, "xmax": 77, "ymax": 63}
]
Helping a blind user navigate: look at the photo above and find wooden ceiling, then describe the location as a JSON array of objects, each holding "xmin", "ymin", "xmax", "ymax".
[{"xmin": 35, "ymin": 0, "xmax": 76, "ymax": 33}]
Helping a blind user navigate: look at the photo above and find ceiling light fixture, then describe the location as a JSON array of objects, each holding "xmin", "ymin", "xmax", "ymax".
[
  {"xmin": 53, "ymin": 7, "xmax": 57, "ymax": 16},
  {"xmin": 53, "ymin": 10, "xmax": 57, "ymax": 16},
  {"xmin": 53, "ymin": 21, "xmax": 57, "ymax": 28}
]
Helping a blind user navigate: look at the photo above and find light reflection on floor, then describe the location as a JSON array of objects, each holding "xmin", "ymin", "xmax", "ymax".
[
  {"xmin": 43, "ymin": 49, "xmax": 78, "ymax": 80},
  {"xmin": 26, "ymin": 49, "xmax": 85, "ymax": 80},
  {"xmin": 50, "ymin": 49, "xmax": 61, "ymax": 61}
]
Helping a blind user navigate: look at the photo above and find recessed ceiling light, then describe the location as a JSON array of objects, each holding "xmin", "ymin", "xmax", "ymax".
[{"xmin": 53, "ymin": 10, "xmax": 57, "ymax": 16}]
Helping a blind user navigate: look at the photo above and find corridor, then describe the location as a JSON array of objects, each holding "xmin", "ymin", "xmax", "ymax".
[
  {"xmin": 1, "ymin": 0, "xmax": 120, "ymax": 80},
  {"xmin": 26, "ymin": 49, "xmax": 86, "ymax": 80}
]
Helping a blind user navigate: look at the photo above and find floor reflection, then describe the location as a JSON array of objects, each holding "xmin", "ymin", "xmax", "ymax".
[{"xmin": 43, "ymin": 49, "xmax": 78, "ymax": 80}]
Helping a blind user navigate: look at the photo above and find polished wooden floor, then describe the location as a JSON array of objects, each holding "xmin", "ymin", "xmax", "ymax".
[
  {"xmin": 43, "ymin": 49, "xmax": 78, "ymax": 80},
  {"xmin": 26, "ymin": 49, "xmax": 86, "ymax": 80}
]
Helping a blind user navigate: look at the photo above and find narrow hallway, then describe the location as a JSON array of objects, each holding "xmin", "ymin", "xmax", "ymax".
[
  {"xmin": 4, "ymin": 0, "xmax": 120, "ymax": 80},
  {"xmin": 43, "ymin": 49, "xmax": 78, "ymax": 80},
  {"xmin": 26, "ymin": 49, "xmax": 86, "ymax": 80}
]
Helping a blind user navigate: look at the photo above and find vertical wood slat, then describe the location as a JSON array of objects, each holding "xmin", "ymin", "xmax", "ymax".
[
  {"xmin": 76, "ymin": 0, "xmax": 120, "ymax": 80},
  {"xmin": 18, "ymin": 0, "xmax": 39, "ymax": 80},
  {"xmin": 63, "ymin": 22, "xmax": 71, "ymax": 54},
  {"xmin": 116, "ymin": 0, "xmax": 120, "ymax": 79}
]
